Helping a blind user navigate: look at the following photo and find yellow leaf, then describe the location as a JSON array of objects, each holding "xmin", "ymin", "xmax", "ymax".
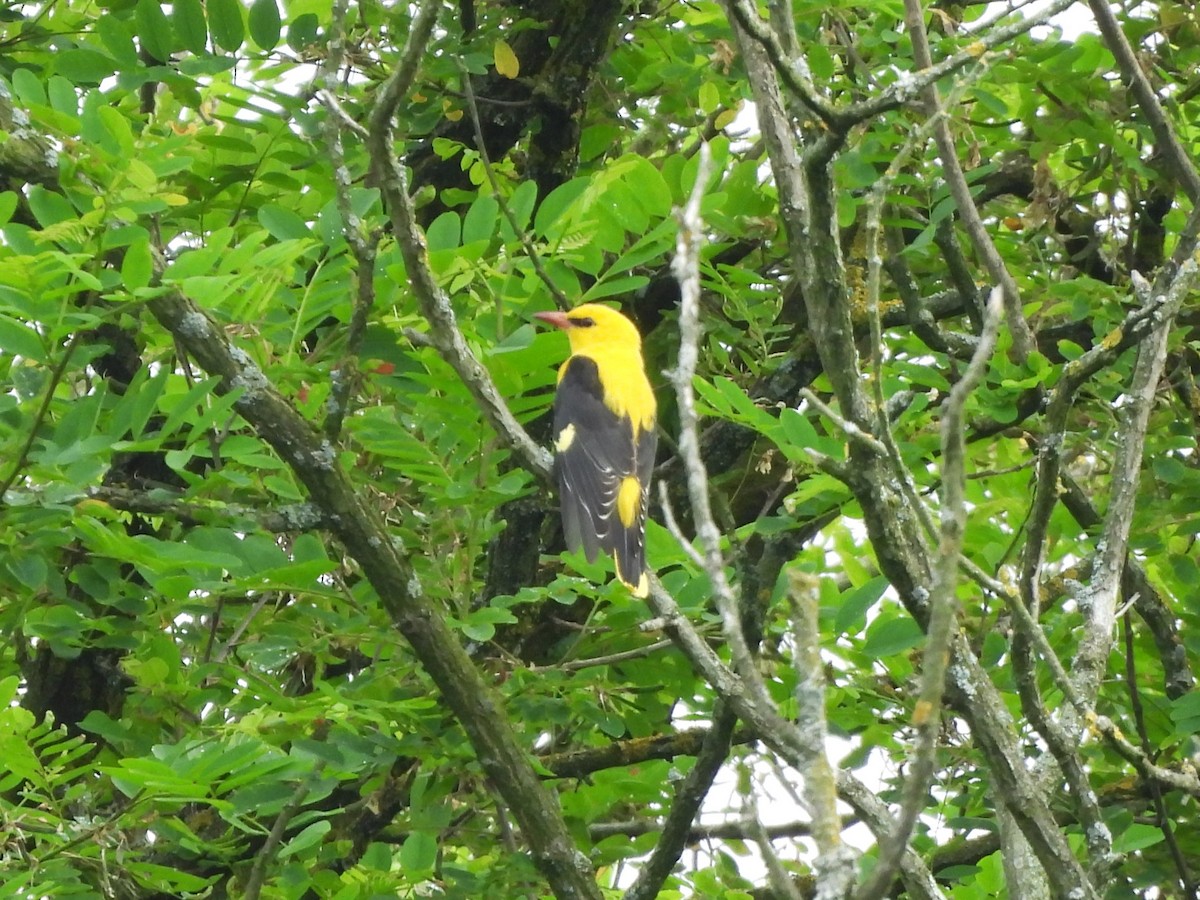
[
  {"xmin": 494, "ymin": 39, "xmax": 519, "ymax": 79},
  {"xmin": 713, "ymin": 106, "xmax": 739, "ymax": 131}
]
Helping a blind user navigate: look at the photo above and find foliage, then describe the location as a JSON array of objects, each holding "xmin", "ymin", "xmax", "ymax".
[{"xmin": 1, "ymin": 0, "xmax": 1199, "ymax": 897}]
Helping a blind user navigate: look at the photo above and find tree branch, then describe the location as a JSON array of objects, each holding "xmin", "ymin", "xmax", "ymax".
[
  {"xmin": 622, "ymin": 703, "xmax": 741, "ymax": 900},
  {"xmin": 366, "ymin": 0, "xmax": 552, "ymax": 482},
  {"xmin": 855, "ymin": 289, "xmax": 1003, "ymax": 900},
  {"xmin": 1086, "ymin": 0, "xmax": 1200, "ymax": 202},
  {"xmin": 320, "ymin": 0, "xmax": 380, "ymax": 440},
  {"xmin": 1071, "ymin": 256, "xmax": 1199, "ymax": 705},
  {"xmin": 903, "ymin": 0, "xmax": 1034, "ymax": 361}
]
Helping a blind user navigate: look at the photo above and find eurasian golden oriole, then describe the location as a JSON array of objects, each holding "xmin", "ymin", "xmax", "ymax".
[{"xmin": 535, "ymin": 304, "xmax": 656, "ymax": 597}]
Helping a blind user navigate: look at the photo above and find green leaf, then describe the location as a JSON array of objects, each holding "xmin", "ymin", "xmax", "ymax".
[
  {"xmin": 835, "ymin": 576, "xmax": 889, "ymax": 633},
  {"xmin": 55, "ymin": 48, "xmax": 118, "ymax": 83},
  {"xmin": 426, "ymin": 211, "xmax": 461, "ymax": 252},
  {"xmin": 136, "ymin": 0, "xmax": 176, "ymax": 63},
  {"xmin": 121, "ymin": 233, "xmax": 154, "ymax": 292},
  {"xmin": 98, "ymin": 106, "xmax": 136, "ymax": 158},
  {"xmin": 258, "ymin": 204, "xmax": 311, "ymax": 240},
  {"xmin": 0, "ymin": 314, "xmax": 46, "ymax": 361},
  {"xmin": 1112, "ymin": 823, "xmax": 1165, "ymax": 853},
  {"xmin": 27, "ymin": 185, "xmax": 76, "ymax": 227},
  {"xmin": 287, "ymin": 13, "xmax": 320, "ymax": 51},
  {"xmin": 1170, "ymin": 691, "xmax": 1200, "ymax": 735},
  {"xmin": 12, "ymin": 68, "xmax": 46, "ymax": 107},
  {"xmin": 462, "ymin": 195, "xmax": 499, "ymax": 245},
  {"xmin": 172, "ymin": 0, "xmax": 209, "ymax": 54},
  {"xmin": 625, "ymin": 156, "xmax": 672, "ymax": 219},
  {"xmin": 501, "ymin": 180, "xmax": 538, "ymax": 241},
  {"xmin": 862, "ymin": 615, "xmax": 924, "ymax": 658},
  {"xmin": 47, "ymin": 75, "xmax": 79, "ymax": 118},
  {"xmin": 400, "ymin": 830, "xmax": 438, "ymax": 872},
  {"xmin": 248, "ymin": 0, "xmax": 281, "ymax": 50},
  {"xmin": 279, "ymin": 820, "xmax": 330, "ymax": 859},
  {"xmin": 582, "ymin": 274, "xmax": 649, "ymax": 301},
  {"xmin": 208, "ymin": 0, "xmax": 245, "ymax": 52},
  {"xmin": 7, "ymin": 553, "xmax": 48, "ymax": 590}
]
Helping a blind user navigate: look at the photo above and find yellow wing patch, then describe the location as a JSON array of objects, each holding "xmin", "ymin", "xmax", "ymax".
[
  {"xmin": 617, "ymin": 475, "xmax": 642, "ymax": 528},
  {"xmin": 555, "ymin": 423, "xmax": 577, "ymax": 453}
]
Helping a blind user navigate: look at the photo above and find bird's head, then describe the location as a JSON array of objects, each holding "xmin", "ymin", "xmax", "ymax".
[{"xmin": 533, "ymin": 303, "xmax": 643, "ymax": 355}]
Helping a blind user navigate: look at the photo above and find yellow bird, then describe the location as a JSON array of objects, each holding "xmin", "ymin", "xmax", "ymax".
[{"xmin": 534, "ymin": 304, "xmax": 656, "ymax": 597}]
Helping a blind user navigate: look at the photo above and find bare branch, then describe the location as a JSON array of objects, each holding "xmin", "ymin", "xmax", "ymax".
[
  {"xmin": 838, "ymin": 774, "xmax": 948, "ymax": 900},
  {"xmin": 722, "ymin": 0, "xmax": 842, "ymax": 128},
  {"xmin": 903, "ymin": 0, "xmax": 1035, "ymax": 361},
  {"xmin": 145, "ymin": 281, "xmax": 600, "ymax": 899},
  {"xmin": 798, "ymin": 388, "xmax": 887, "ymax": 456},
  {"xmin": 1091, "ymin": 713, "xmax": 1200, "ymax": 801},
  {"xmin": 596, "ymin": 816, "xmax": 827, "ymax": 843},
  {"xmin": 1058, "ymin": 473, "xmax": 1194, "ymax": 699},
  {"xmin": 79, "ymin": 485, "xmax": 327, "ymax": 532},
  {"xmin": 669, "ymin": 143, "xmax": 762, "ymax": 689},
  {"xmin": 622, "ymin": 703, "xmax": 741, "ymax": 900},
  {"xmin": 366, "ymin": 0, "xmax": 552, "ymax": 481},
  {"xmin": 527, "ymin": 638, "xmax": 674, "ymax": 674},
  {"xmin": 1071, "ymin": 255, "xmax": 1199, "ymax": 703},
  {"xmin": 855, "ymin": 289, "xmax": 1003, "ymax": 900},
  {"xmin": 844, "ymin": 0, "xmax": 1080, "ymax": 125},
  {"xmin": 788, "ymin": 570, "xmax": 857, "ymax": 895},
  {"xmin": 750, "ymin": 806, "xmax": 807, "ymax": 900},
  {"xmin": 244, "ymin": 762, "xmax": 328, "ymax": 900},
  {"xmin": 320, "ymin": 0, "xmax": 380, "ymax": 440}
]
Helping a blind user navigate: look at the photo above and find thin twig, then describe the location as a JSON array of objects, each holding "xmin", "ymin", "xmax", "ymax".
[
  {"xmin": 722, "ymin": 0, "xmax": 842, "ymax": 128},
  {"xmin": 656, "ymin": 482, "xmax": 709, "ymax": 570},
  {"xmin": 837, "ymin": 773, "xmax": 948, "ymax": 900},
  {"xmin": 1124, "ymin": 614, "xmax": 1195, "ymax": 894},
  {"xmin": 321, "ymin": 0, "xmax": 381, "ymax": 439},
  {"xmin": 244, "ymin": 761, "xmax": 328, "ymax": 900},
  {"xmin": 843, "ymin": 0, "xmax": 1080, "ymax": 125},
  {"xmin": 527, "ymin": 638, "xmax": 674, "ymax": 673},
  {"xmin": 316, "ymin": 88, "xmax": 370, "ymax": 140},
  {"xmin": 623, "ymin": 702, "xmax": 741, "ymax": 900},
  {"xmin": 750, "ymin": 805, "xmax": 805, "ymax": 900},
  {"xmin": 0, "ymin": 323, "xmax": 85, "ymax": 502},
  {"xmin": 903, "ymin": 0, "xmax": 1035, "ymax": 362},
  {"xmin": 669, "ymin": 142, "xmax": 758, "ymax": 683},
  {"xmin": 1071, "ymin": 255, "xmax": 1198, "ymax": 704},
  {"xmin": 798, "ymin": 388, "xmax": 887, "ymax": 455},
  {"xmin": 1019, "ymin": 293, "xmax": 1178, "ymax": 617},
  {"xmin": 458, "ymin": 59, "xmax": 571, "ymax": 311}
]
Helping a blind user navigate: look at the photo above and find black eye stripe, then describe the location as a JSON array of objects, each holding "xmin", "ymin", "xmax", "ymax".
[{"xmin": 569, "ymin": 316, "xmax": 596, "ymax": 327}]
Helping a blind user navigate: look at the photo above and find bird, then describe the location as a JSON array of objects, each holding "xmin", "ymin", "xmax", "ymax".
[{"xmin": 534, "ymin": 303, "xmax": 657, "ymax": 597}]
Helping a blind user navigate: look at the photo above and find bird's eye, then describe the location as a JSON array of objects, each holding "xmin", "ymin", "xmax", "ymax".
[{"xmin": 570, "ymin": 316, "xmax": 596, "ymax": 328}]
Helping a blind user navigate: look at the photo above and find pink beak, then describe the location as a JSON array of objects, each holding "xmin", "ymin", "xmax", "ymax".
[{"xmin": 534, "ymin": 311, "xmax": 572, "ymax": 330}]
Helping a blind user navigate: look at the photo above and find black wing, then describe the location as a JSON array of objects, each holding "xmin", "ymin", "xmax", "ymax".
[{"xmin": 552, "ymin": 356, "xmax": 654, "ymax": 588}]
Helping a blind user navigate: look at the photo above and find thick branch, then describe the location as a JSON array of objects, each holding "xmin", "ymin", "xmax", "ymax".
[
  {"xmin": 1071, "ymin": 258, "xmax": 1199, "ymax": 704},
  {"xmin": 146, "ymin": 285, "xmax": 597, "ymax": 898},
  {"xmin": 855, "ymin": 290, "xmax": 1003, "ymax": 900}
]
